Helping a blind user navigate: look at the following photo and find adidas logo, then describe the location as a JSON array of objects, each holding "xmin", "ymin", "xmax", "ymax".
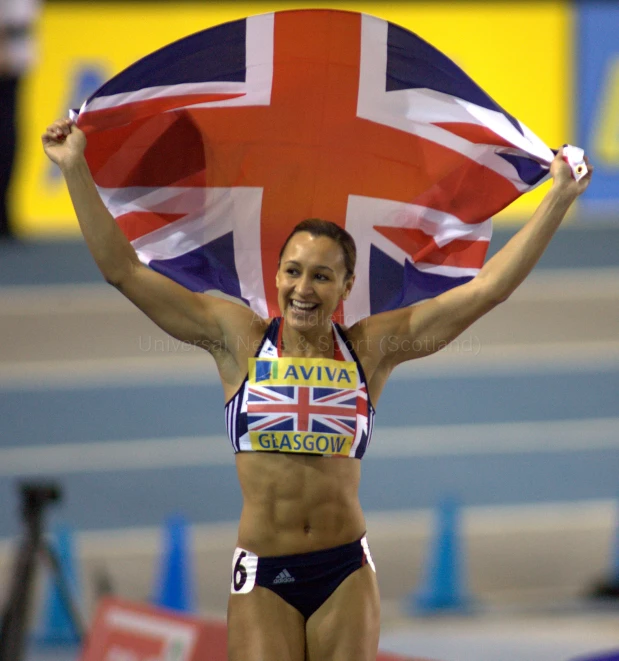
[{"xmin": 273, "ymin": 568, "xmax": 295, "ymax": 584}]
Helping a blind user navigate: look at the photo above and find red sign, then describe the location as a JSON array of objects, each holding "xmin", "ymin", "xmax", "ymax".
[
  {"xmin": 79, "ymin": 597, "xmax": 227, "ymax": 661},
  {"xmin": 81, "ymin": 596, "xmax": 434, "ymax": 661}
]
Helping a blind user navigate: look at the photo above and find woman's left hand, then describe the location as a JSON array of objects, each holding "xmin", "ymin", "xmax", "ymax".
[{"xmin": 550, "ymin": 147, "xmax": 594, "ymax": 197}]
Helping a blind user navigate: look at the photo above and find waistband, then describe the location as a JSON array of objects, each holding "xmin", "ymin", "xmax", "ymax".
[{"xmin": 242, "ymin": 534, "xmax": 368, "ymax": 564}]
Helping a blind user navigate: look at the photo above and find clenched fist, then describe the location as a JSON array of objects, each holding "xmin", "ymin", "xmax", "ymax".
[
  {"xmin": 550, "ymin": 146, "xmax": 593, "ymax": 198},
  {"xmin": 42, "ymin": 118, "xmax": 86, "ymax": 170}
]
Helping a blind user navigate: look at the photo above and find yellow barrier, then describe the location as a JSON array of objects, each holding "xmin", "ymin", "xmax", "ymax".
[
  {"xmin": 593, "ymin": 56, "xmax": 619, "ymax": 166},
  {"xmin": 15, "ymin": 1, "xmax": 572, "ymax": 236}
]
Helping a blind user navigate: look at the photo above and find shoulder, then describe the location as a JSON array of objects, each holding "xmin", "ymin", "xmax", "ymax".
[
  {"xmin": 343, "ymin": 278, "xmax": 493, "ymax": 369},
  {"xmin": 337, "ymin": 312, "xmax": 404, "ymax": 384},
  {"xmin": 341, "ymin": 309, "xmax": 411, "ymax": 360},
  {"xmin": 206, "ymin": 294, "xmax": 268, "ymax": 332},
  {"xmin": 342, "ymin": 304, "xmax": 438, "ymax": 374},
  {"xmin": 205, "ymin": 296, "xmax": 270, "ymax": 357}
]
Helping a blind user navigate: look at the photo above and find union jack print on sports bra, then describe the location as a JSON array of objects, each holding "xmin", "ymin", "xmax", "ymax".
[{"xmin": 225, "ymin": 318, "xmax": 375, "ymax": 458}]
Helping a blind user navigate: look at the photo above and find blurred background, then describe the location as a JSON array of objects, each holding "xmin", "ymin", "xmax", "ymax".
[{"xmin": 0, "ymin": 1, "xmax": 618, "ymax": 660}]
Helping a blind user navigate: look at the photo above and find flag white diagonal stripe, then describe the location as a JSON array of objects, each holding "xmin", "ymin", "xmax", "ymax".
[{"xmin": 357, "ymin": 15, "xmax": 553, "ymax": 190}]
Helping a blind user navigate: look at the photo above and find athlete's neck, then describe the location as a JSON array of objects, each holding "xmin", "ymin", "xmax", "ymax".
[{"xmin": 280, "ymin": 319, "xmax": 334, "ymax": 358}]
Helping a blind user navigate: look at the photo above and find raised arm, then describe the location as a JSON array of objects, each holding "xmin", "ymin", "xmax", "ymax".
[
  {"xmin": 356, "ymin": 148, "xmax": 593, "ymax": 367},
  {"xmin": 41, "ymin": 118, "xmax": 254, "ymax": 353}
]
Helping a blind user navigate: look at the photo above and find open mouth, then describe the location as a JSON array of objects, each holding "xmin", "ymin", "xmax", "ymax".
[{"xmin": 290, "ymin": 300, "xmax": 319, "ymax": 312}]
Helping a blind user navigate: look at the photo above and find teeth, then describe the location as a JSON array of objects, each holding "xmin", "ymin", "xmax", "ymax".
[{"xmin": 291, "ymin": 300, "xmax": 317, "ymax": 310}]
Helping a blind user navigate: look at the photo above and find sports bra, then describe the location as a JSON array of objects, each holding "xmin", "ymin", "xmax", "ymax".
[{"xmin": 225, "ymin": 318, "xmax": 375, "ymax": 459}]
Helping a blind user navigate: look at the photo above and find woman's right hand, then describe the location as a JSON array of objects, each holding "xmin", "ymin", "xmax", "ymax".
[{"xmin": 42, "ymin": 118, "xmax": 86, "ymax": 170}]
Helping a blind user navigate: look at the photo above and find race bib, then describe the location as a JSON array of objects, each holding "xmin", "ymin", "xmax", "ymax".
[{"xmin": 230, "ymin": 547, "xmax": 258, "ymax": 595}]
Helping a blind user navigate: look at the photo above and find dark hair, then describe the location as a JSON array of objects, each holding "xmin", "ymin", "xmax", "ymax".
[{"xmin": 278, "ymin": 219, "xmax": 356, "ymax": 279}]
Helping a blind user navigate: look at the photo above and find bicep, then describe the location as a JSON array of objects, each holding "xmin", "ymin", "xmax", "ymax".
[
  {"xmin": 114, "ymin": 263, "xmax": 241, "ymax": 349},
  {"xmin": 363, "ymin": 278, "xmax": 499, "ymax": 365}
]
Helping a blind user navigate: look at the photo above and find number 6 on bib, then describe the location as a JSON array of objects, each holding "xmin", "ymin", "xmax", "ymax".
[{"xmin": 230, "ymin": 548, "xmax": 258, "ymax": 594}]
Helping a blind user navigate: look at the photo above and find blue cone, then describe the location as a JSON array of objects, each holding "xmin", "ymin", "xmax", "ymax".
[
  {"xmin": 570, "ymin": 652, "xmax": 619, "ymax": 661},
  {"xmin": 152, "ymin": 514, "xmax": 195, "ymax": 612},
  {"xmin": 590, "ymin": 498, "xmax": 619, "ymax": 599},
  {"xmin": 33, "ymin": 524, "xmax": 82, "ymax": 646},
  {"xmin": 612, "ymin": 499, "xmax": 619, "ymax": 583},
  {"xmin": 407, "ymin": 496, "xmax": 473, "ymax": 615}
]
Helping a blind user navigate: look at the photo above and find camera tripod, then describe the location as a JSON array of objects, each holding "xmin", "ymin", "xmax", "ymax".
[{"xmin": 0, "ymin": 482, "xmax": 86, "ymax": 661}]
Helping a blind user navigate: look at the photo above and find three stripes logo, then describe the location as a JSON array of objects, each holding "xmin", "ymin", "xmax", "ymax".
[{"xmin": 272, "ymin": 568, "xmax": 295, "ymax": 584}]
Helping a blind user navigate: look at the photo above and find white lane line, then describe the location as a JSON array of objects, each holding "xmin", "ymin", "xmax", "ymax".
[
  {"xmin": 1, "ymin": 418, "xmax": 618, "ymax": 477},
  {"xmin": 390, "ymin": 340, "xmax": 619, "ymax": 381},
  {"xmin": 0, "ymin": 283, "xmax": 128, "ymax": 315},
  {"xmin": 0, "ymin": 354, "xmax": 220, "ymax": 389},
  {"xmin": 371, "ymin": 417, "xmax": 619, "ymax": 457},
  {"xmin": 0, "ymin": 267, "xmax": 617, "ymax": 315},
  {"xmin": 509, "ymin": 267, "xmax": 619, "ymax": 302},
  {"xmin": 0, "ymin": 499, "xmax": 614, "ymax": 553},
  {"xmin": 0, "ymin": 436, "xmax": 233, "ymax": 476},
  {"xmin": 0, "ymin": 284, "xmax": 248, "ymax": 316},
  {"xmin": 1, "ymin": 341, "xmax": 618, "ymax": 390}
]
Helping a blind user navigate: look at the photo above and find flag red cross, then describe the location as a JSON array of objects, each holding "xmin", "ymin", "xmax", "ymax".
[
  {"xmin": 83, "ymin": 11, "xmax": 517, "ymax": 317},
  {"xmin": 248, "ymin": 387, "xmax": 356, "ymax": 433}
]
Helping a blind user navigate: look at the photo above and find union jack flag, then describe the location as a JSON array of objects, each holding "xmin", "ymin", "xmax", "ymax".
[
  {"xmin": 247, "ymin": 385, "xmax": 359, "ymax": 436},
  {"xmin": 74, "ymin": 9, "xmax": 554, "ymax": 323}
]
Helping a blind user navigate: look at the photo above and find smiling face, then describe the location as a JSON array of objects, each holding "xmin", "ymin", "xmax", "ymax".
[{"xmin": 276, "ymin": 231, "xmax": 354, "ymax": 331}]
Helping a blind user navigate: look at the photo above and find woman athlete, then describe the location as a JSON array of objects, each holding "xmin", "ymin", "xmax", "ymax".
[{"xmin": 43, "ymin": 117, "xmax": 592, "ymax": 661}]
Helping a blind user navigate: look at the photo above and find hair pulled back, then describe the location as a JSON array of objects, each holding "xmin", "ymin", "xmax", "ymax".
[{"xmin": 278, "ymin": 219, "xmax": 356, "ymax": 279}]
